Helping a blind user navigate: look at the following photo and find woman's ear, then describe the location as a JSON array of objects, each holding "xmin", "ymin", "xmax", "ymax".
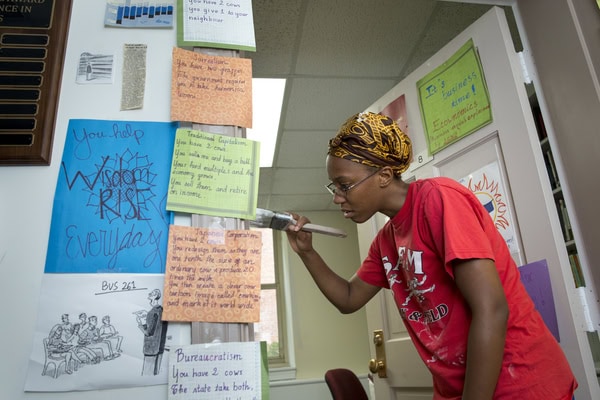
[{"xmin": 377, "ymin": 166, "xmax": 396, "ymax": 188}]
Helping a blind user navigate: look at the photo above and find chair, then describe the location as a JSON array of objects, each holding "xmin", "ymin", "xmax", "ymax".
[
  {"xmin": 41, "ymin": 338, "xmax": 66, "ymax": 378},
  {"xmin": 324, "ymin": 368, "xmax": 369, "ymax": 400}
]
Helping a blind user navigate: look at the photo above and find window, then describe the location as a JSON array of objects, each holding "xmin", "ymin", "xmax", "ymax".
[
  {"xmin": 252, "ymin": 228, "xmax": 295, "ymax": 378},
  {"xmin": 246, "ymin": 78, "xmax": 286, "ymax": 167}
]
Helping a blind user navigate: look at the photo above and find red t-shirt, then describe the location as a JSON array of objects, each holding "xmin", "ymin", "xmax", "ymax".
[{"xmin": 358, "ymin": 177, "xmax": 576, "ymax": 399}]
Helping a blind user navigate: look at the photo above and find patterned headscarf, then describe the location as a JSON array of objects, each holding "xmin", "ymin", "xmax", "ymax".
[{"xmin": 328, "ymin": 112, "xmax": 412, "ymax": 175}]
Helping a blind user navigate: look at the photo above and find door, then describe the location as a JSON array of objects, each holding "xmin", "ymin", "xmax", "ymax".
[{"xmin": 359, "ymin": 6, "xmax": 599, "ymax": 400}]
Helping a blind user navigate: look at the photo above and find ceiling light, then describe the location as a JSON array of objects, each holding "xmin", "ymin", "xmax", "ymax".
[{"xmin": 247, "ymin": 78, "xmax": 286, "ymax": 167}]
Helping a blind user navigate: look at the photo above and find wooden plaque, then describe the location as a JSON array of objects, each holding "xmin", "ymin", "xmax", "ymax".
[{"xmin": 0, "ymin": 0, "xmax": 72, "ymax": 165}]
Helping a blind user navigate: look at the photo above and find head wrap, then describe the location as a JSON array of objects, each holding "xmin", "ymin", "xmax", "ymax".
[{"xmin": 328, "ymin": 112, "xmax": 412, "ymax": 175}]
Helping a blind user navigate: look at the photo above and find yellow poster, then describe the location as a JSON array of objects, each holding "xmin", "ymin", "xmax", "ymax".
[
  {"xmin": 417, "ymin": 39, "xmax": 492, "ymax": 154},
  {"xmin": 170, "ymin": 47, "xmax": 252, "ymax": 128},
  {"xmin": 166, "ymin": 128, "xmax": 260, "ymax": 219},
  {"xmin": 162, "ymin": 226, "xmax": 262, "ymax": 323}
]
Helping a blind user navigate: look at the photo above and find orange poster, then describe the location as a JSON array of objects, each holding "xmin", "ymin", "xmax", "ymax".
[
  {"xmin": 170, "ymin": 47, "xmax": 252, "ymax": 128},
  {"xmin": 162, "ymin": 225, "xmax": 261, "ymax": 323}
]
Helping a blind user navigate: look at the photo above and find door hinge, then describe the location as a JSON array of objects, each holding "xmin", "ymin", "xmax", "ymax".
[
  {"xmin": 576, "ymin": 286, "xmax": 596, "ymax": 332},
  {"xmin": 517, "ymin": 51, "xmax": 533, "ymax": 84}
]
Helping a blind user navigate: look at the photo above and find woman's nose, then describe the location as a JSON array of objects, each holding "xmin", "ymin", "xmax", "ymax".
[{"xmin": 332, "ymin": 192, "xmax": 345, "ymax": 205}]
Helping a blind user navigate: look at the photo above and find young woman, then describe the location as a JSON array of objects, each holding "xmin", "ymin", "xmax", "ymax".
[{"xmin": 285, "ymin": 112, "xmax": 577, "ymax": 400}]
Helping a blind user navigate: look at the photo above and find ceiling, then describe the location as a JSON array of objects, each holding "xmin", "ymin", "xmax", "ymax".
[{"xmin": 248, "ymin": 0, "xmax": 498, "ymax": 212}]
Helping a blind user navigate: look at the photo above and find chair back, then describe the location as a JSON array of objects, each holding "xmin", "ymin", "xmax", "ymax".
[
  {"xmin": 42, "ymin": 338, "xmax": 49, "ymax": 358},
  {"xmin": 324, "ymin": 368, "xmax": 369, "ymax": 400}
]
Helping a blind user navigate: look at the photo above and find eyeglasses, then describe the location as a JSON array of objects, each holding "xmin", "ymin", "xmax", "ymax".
[{"xmin": 325, "ymin": 169, "xmax": 380, "ymax": 197}]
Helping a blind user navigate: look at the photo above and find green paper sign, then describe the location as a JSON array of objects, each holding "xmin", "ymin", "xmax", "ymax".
[
  {"xmin": 417, "ymin": 39, "xmax": 492, "ymax": 154},
  {"xmin": 167, "ymin": 128, "xmax": 260, "ymax": 219},
  {"xmin": 176, "ymin": 0, "xmax": 256, "ymax": 51}
]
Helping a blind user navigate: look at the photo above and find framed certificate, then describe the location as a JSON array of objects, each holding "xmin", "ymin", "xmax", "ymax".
[{"xmin": 0, "ymin": 0, "xmax": 73, "ymax": 165}]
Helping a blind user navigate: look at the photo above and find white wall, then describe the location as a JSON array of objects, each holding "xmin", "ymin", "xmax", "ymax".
[
  {"xmin": 0, "ymin": 1, "xmax": 370, "ymax": 399},
  {"xmin": 0, "ymin": 2, "xmax": 175, "ymax": 399}
]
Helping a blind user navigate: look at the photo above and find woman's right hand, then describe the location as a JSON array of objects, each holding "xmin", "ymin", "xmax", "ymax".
[{"xmin": 285, "ymin": 213, "xmax": 315, "ymax": 255}]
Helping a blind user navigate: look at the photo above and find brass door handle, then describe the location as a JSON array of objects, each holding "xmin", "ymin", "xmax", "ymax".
[
  {"xmin": 369, "ymin": 358, "xmax": 385, "ymax": 374},
  {"xmin": 368, "ymin": 329, "xmax": 387, "ymax": 378}
]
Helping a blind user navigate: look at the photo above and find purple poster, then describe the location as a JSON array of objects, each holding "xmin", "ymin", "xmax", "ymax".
[{"xmin": 519, "ymin": 259, "xmax": 560, "ymax": 341}]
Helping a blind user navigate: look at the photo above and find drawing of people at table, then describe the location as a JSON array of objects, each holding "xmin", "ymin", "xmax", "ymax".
[
  {"xmin": 77, "ymin": 315, "xmax": 119, "ymax": 360},
  {"xmin": 99, "ymin": 315, "xmax": 123, "ymax": 354},
  {"xmin": 46, "ymin": 325, "xmax": 83, "ymax": 375},
  {"xmin": 64, "ymin": 323, "xmax": 101, "ymax": 364}
]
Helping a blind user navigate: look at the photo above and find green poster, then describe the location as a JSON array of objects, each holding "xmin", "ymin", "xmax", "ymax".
[
  {"xmin": 261, "ymin": 341, "xmax": 270, "ymax": 399},
  {"xmin": 417, "ymin": 39, "xmax": 492, "ymax": 154},
  {"xmin": 166, "ymin": 128, "xmax": 260, "ymax": 219},
  {"xmin": 176, "ymin": 0, "xmax": 256, "ymax": 51}
]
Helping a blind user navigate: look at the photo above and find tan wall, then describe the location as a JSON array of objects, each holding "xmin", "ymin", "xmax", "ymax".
[{"xmin": 285, "ymin": 211, "xmax": 371, "ymax": 379}]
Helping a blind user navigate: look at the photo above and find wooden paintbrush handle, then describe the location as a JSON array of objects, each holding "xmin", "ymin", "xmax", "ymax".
[{"xmin": 301, "ymin": 223, "xmax": 347, "ymax": 238}]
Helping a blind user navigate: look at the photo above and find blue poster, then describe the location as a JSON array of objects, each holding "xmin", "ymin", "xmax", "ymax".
[{"xmin": 45, "ymin": 119, "xmax": 177, "ymax": 273}]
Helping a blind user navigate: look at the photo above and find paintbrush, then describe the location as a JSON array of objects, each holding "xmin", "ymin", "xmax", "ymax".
[{"xmin": 249, "ymin": 208, "xmax": 347, "ymax": 238}]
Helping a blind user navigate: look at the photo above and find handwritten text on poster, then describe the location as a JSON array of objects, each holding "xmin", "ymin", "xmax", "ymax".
[
  {"xmin": 417, "ymin": 39, "xmax": 492, "ymax": 154},
  {"xmin": 166, "ymin": 128, "xmax": 259, "ymax": 219},
  {"xmin": 176, "ymin": 0, "xmax": 256, "ymax": 51},
  {"xmin": 45, "ymin": 119, "xmax": 177, "ymax": 273},
  {"xmin": 171, "ymin": 47, "xmax": 252, "ymax": 128},
  {"xmin": 168, "ymin": 342, "xmax": 268, "ymax": 400},
  {"xmin": 162, "ymin": 226, "xmax": 261, "ymax": 323}
]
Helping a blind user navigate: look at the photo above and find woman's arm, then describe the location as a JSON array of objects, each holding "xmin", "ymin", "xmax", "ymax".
[
  {"xmin": 297, "ymin": 246, "xmax": 381, "ymax": 313},
  {"xmin": 453, "ymin": 258, "xmax": 509, "ymax": 400},
  {"xmin": 286, "ymin": 216, "xmax": 380, "ymax": 314}
]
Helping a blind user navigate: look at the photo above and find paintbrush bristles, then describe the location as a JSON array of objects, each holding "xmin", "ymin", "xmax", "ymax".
[
  {"xmin": 251, "ymin": 208, "xmax": 294, "ymax": 231},
  {"xmin": 252, "ymin": 208, "xmax": 275, "ymax": 226},
  {"xmin": 250, "ymin": 208, "xmax": 347, "ymax": 237},
  {"xmin": 268, "ymin": 212, "xmax": 295, "ymax": 230}
]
